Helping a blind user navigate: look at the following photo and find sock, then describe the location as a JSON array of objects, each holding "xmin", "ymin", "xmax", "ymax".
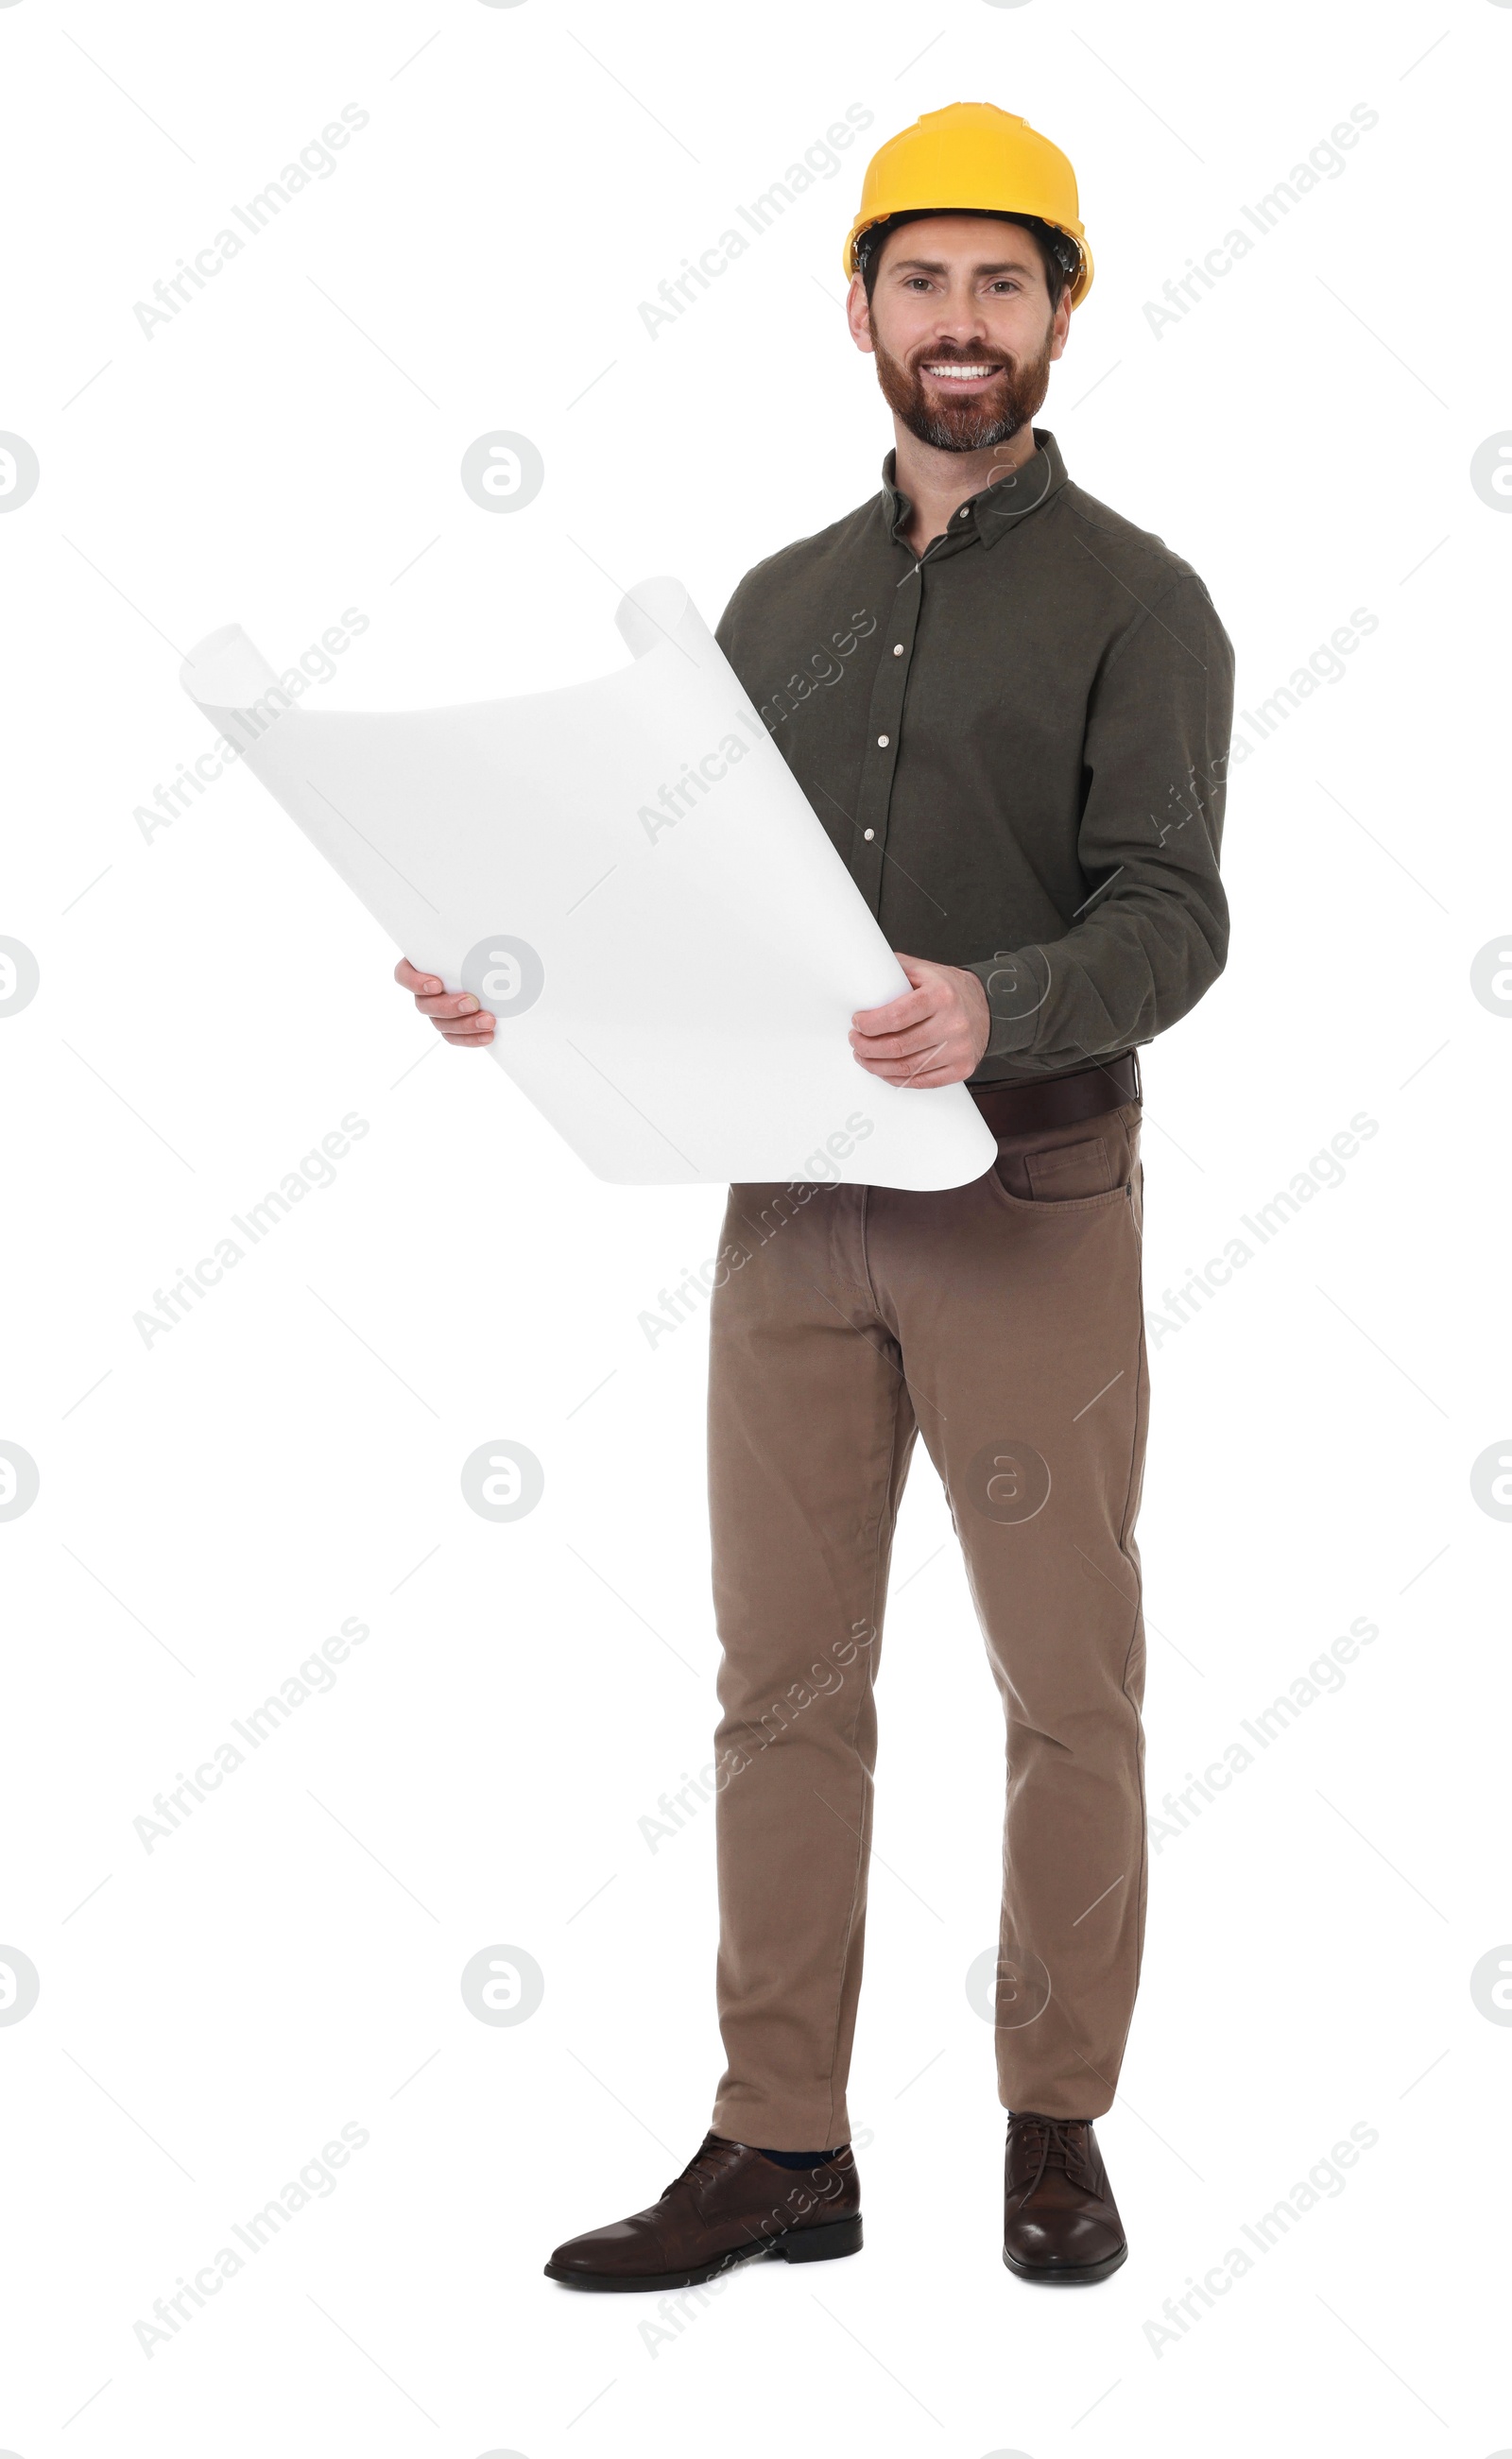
[{"xmin": 756, "ymin": 2144, "xmax": 847, "ymax": 2168}]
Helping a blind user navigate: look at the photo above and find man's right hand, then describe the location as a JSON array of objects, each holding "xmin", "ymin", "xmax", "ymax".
[{"xmin": 394, "ymin": 957, "xmax": 496, "ymax": 1047}]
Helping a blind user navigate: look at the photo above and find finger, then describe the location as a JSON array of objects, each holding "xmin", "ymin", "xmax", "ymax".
[
  {"xmin": 849, "ymin": 1023, "xmax": 952, "ymax": 1061},
  {"xmin": 854, "ymin": 1054, "xmax": 962, "ymax": 1086},
  {"xmin": 853, "ymin": 1034, "xmax": 953, "ymax": 1075},
  {"xmin": 437, "ymin": 1018, "xmax": 495, "ymax": 1044},
  {"xmin": 396, "ymin": 957, "xmax": 442, "ymax": 994},
  {"xmin": 416, "ymin": 989, "xmax": 483, "ymax": 1019},
  {"xmin": 851, "ymin": 988, "xmax": 935, "ymax": 1035}
]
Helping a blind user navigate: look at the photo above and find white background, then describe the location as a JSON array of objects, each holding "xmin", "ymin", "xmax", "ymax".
[{"xmin": 2, "ymin": 0, "xmax": 1508, "ymax": 2452}]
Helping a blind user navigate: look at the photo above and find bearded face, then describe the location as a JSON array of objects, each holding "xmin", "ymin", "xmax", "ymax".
[
  {"xmin": 859, "ymin": 214, "xmax": 1064, "ymax": 454},
  {"xmin": 869, "ymin": 318, "xmax": 1056, "ymax": 454}
]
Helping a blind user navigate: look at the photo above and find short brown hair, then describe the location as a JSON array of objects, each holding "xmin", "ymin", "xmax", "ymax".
[{"xmin": 856, "ymin": 209, "xmax": 1077, "ymax": 309}]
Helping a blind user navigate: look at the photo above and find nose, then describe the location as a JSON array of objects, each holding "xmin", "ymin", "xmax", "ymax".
[{"xmin": 930, "ymin": 306, "xmax": 992, "ymax": 349}]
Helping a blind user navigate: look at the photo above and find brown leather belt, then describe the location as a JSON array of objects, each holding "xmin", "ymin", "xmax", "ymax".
[{"xmin": 968, "ymin": 1049, "xmax": 1141, "ymax": 1138}]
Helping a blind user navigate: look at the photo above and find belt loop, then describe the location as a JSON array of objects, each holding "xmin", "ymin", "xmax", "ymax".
[{"xmin": 1131, "ymin": 1047, "xmax": 1143, "ymax": 1104}]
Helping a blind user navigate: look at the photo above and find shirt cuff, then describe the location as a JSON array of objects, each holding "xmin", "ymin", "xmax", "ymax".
[{"xmin": 965, "ymin": 951, "xmax": 1048, "ymax": 1057}]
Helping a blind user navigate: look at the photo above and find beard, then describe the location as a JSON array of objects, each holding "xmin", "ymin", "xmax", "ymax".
[{"xmin": 871, "ymin": 324, "xmax": 1054, "ymax": 453}]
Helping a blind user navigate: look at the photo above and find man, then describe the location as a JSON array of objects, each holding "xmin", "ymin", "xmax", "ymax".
[{"xmin": 399, "ymin": 101, "xmax": 1232, "ymax": 2289}]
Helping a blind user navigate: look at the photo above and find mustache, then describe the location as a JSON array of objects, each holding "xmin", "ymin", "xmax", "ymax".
[{"xmin": 911, "ymin": 345, "xmax": 1009, "ymax": 368}]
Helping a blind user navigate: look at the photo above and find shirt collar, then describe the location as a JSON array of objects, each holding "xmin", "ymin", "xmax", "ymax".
[{"xmin": 881, "ymin": 425, "xmax": 1068, "ymax": 551}]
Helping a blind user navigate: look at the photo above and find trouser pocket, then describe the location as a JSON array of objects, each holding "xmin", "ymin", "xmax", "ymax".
[{"xmin": 991, "ymin": 1101, "xmax": 1141, "ymax": 1205}]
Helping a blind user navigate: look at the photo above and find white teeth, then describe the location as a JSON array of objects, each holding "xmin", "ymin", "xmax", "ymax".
[{"xmin": 924, "ymin": 363, "xmax": 997, "ymax": 378}]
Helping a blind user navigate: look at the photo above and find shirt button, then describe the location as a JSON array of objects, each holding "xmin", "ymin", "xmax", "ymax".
[
  {"xmin": 864, "ymin": 829, "xmax": 875, "ymax": 841},
  {"xmin": 877, "ymin": 733, "xmax": 889, "ymax": 747},
  {"xmin": 892, "ymin": 643, "xmax": 903, "ymax": 656},
  {"xmin": 957, "ymin": 507, "xmax": 970, "ymax": 520}
]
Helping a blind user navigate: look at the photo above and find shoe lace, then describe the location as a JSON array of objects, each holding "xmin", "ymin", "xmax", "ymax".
[
  {"xmin": 660, "ymin": 2135, "xmax": 736, "ymax": 2202},
  {"xmin": 1009, "ymin": 2114, "xmax": 1094, "ymax": 2207}
]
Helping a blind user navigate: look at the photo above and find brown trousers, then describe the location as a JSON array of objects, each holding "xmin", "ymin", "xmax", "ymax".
[{"xmin": 705, "ymin": 1097, "xmax": 1149, "ymax": 2149}]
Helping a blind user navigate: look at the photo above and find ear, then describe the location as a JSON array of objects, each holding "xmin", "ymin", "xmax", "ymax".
[
  {"xmin": 1048, "ymin": 288, "xmax": 1073, "ymax": 364},
  {"xmin": 846, "ymin": 271, "xmax": 876, "ymax": 357}
]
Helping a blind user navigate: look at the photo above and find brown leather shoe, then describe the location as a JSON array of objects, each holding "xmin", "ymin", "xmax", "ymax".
[
  {"xmin": 545, "ymin": 2132, "xmax": 862, "ymax": 2293},
  {"xmin": 1003, "ymin": 2113, "xmax": 1127, "ymax": 2283}
]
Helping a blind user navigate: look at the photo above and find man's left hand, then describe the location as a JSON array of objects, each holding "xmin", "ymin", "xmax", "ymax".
[{"xmin": 850, "ymin": 954, "xmax": 990, "ymax": 1088}]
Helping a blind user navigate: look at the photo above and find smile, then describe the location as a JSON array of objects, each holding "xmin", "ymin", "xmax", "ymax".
[{"xmin": 920, "ymin": 361, "xmax": 1003, "ymax": 384}]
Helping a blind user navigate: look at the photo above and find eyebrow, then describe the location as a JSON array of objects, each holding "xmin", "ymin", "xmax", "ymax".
[{"xmin": 887, "ymin": 254, "xmax": 1038, "ymax": 278}]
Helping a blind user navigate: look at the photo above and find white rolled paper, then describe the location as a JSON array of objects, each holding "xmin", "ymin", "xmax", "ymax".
[{"xmin": 180, "ymin": 577, "xmax": 997, "ymax": 1190}]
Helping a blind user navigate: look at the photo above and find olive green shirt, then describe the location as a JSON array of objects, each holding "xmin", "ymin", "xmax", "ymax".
[{"xmin": 714, "ymin": 426, "xmax": 1233, "ymax": 1084}]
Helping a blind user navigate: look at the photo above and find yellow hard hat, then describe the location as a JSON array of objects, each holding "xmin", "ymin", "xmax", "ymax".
[{"xmin": 843, "ymin": 101, "xmax": 1092, "ymax": 305}]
